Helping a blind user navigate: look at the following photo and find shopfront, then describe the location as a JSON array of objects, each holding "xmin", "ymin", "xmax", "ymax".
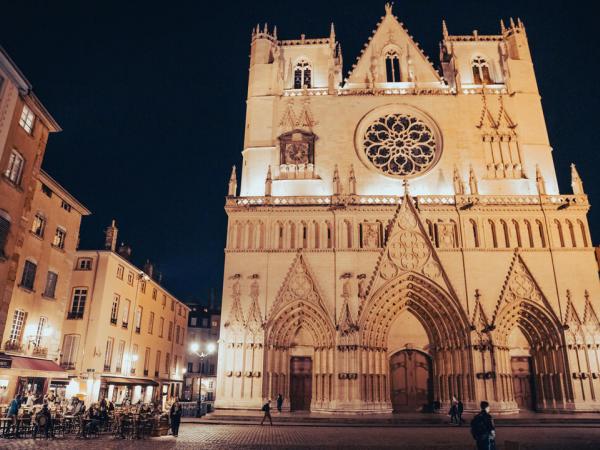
[{"xmin": 100, "ymin": 376, "xmax": 158, "ymax": 405}]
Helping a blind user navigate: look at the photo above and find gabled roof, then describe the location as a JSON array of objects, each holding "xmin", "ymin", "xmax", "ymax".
[{"xmin": 346, "ymin": 3, "xmax": 441, "ymax": 84}]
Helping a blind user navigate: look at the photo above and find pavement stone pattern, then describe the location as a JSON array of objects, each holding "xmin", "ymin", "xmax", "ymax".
[{"xmin": 0, "ymin": 424, "xmax": 599, "ymax": 449}]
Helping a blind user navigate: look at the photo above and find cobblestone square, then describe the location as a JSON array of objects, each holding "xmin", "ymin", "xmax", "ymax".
[{"xmin": 1, "ymin": 424, "xmax": 599, "ymax": 449}]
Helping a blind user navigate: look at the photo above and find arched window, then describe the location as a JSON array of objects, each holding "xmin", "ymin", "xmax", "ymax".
[
  {"xmin": 258, "ymin": 221, "xmax": 265, "ymax": 249},
  {"xmin": 235, "ymin": 222, "xmax": 243, "ymax": 250},
  {"xmin": 246, "ymin": 222, "xmax": 254, "ymax": 250},
  {"xmin": 326, "ymin": 221, "xmax": 333, "ymax": 248},
  {"xmin": 500, "ymin": 220, "xmax": 510, "ymax": 248},
  {"xmin": 536, "ymin": 220, "xmax": 546, "ymax": 248},
  {"xmin": 301, "ymin": 221, "xmax": 308, "ymax": 249},
  {"xmin": 276, "ymin": 222, "xmax": 284, "ymax": 249},
  {"xmin": 488, "ymin": 220, "xmax": 498, "ymax": 248},
  {"xmin": 578, "ymin": 220, "xmax": 589, "ymax": 247},
  {"xmin": 294, "ymin": 59, "xmax": 312, "ymax": 89},
  {"xmin": 512, "ymin": 220, "xmax": 522, "ymax": 248},
  {"xmin": 554, "ymin": 219, "xmax": 565, "ymax": 248},
  {"xmin": 425, "ymin": 220, "xmax": 435, "ymax": 244},
  {"xmin": 524, "ymin": 220, "xmax": 534, "ymax": 248},
  {"xmin": 566, "ymin": 220, "xmax": 577, "ymax": 248},
  {"xmin": 344, "ymin": 220, "xmax": 353, "ymax": 249},
  {"xmin": 313, "ymin": 222, "xmax": 320, "ymax": 249},
  {"xmin": 472, "ymin": 56, "xmax": 492, "ymax": 84},
  {"xmin": 289, "ymin": 222, "xmax": 296, "ymax": 249},
  {"xmin": 385, "ymin": 50, "xmax": 401, "ymax": 82},
  {"xmin": 470, "ymin": 219, "xmax": 479, "ymax": 248}
]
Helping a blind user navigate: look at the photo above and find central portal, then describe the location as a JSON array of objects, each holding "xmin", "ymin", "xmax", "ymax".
[
  {"xmin": 389, "ymin": 349, "xmax": 433, "ymax": 412},
  {"xmin": 290, "ymin": 356, "xmax": 312, "ymax": 411}
]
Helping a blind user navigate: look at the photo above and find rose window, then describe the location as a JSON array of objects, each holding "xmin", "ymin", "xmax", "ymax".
[{"xmin": 362, "ymin": 113, "xmax": 439, "ymax": 177}]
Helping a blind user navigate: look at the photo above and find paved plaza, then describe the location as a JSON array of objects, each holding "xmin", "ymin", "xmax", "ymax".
[{"xmin": 0, "ymin": 423, "xmax": 599, "ymax": 449}]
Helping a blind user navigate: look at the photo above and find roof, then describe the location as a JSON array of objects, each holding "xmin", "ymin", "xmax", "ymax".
[{"xmin": 38, "ymin": 169, "xmax": 91, "ymax": 216}]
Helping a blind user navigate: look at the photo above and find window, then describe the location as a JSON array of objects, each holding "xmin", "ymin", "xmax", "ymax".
[
  {"xmin": 212, "ymin": 320, "xmax": 218, "ymax": 328},
  {"xmin": 60, "ymin": 334, "xmax": 79, "ymax": 369},
  {"xmin": 116, "ymin": 265, "xmax": 124, "ymax": 279},
  {"xmin": 76, "ymin": 257, "xmax": 92, "ymax": 270},
  {"xmin": 144, "ymin": 347, "xmax": 150, "ymax": 375},
  {"xmin": 104, "ymin": 337, "xmax": 114, "ymax": 371},
  {"xmin": 131, "ymin": 344, "xmax": 138, "ymax": 374},
  {"xmin": 293, "ymin": 59, "xmax": 312, "ymax": 89},
  {"xmin": 168, "ymin": 321, "xmax": 173, "ymax": 341},
  {"xmin": 165, "ymin": 352, "xmax": 171, "ymax": 374},
  {"xmin": 385, "ymin": 50, "xmax": 401, "ymax": 82},
  {"xmin": 0, "ymin": 212, "xmax": 10, "ymax": 256},
  {"xmin": 155, "ymin": 350, "xmax": 161, "ymax": 377},
  {"xmin": 537, "ymin": 220, "xmax": 546, "ymax": 248},
  {"xmin": 43, "ymin": 271, "xmax": 58, "ymax": 298},
  {"xmin": 190, "ymin": 317, "xmax": 197, "ymax": 327},
  {"xmin": 470, "ymin": 219, "xmax": 479, "ymax": 248},
  {"xmin": 472, "ymin": 56, "xmax": 492, "ymax": 84},
  {"xmin": 202, "ymin": 318, "xmax": 209, "ymax": 328},
  {"xmin": 140, "ymin": 280, "xmax": 146, "ymax": 294},
  {"xmin": 152, "ymin": 288, "xmax": 157, "ymax": 300},
  {"xmin": 171, "ymin": 299, "xmax": 174, "ymax": 311},
  {"xmin": 41, "ymin": 183, "xmax": 52, "ymax": 197},
  {"xmin": 4, "ymin": 149, "xmax": 25, "ymax": 185},
  {"xmin": 122, "ymin": 299, "xmax": 130, "ymax": 328},
  {"xmin": 115, "ymin": 340, "xmax": 125, "ymax": 373},
  {"xmin": 52, "ymin": 228, "xmax": 66, "ymax": 249},
  {"xmin": 148, "ymin": 312, "xmax": 155, "ymax": 334},
  {"xmin": 19, "ymin": 104, "xmax": 35, "ymax": 134},
  {"xmin": 187, "ymin": 362, "xmax": 193, "ymax": 373},
  {"xmin": 8, "ymin": 309, "xmax": 26, "ymax": 345},
  {"xmin": 162, "ymin": 295, "xmax": 166, "ymax": 309},
  {"xmin": 554, "ymin": 220, "xmax": 565, "ymax": 248},
  {"xmin": 34, "ymin": 316, "xmax": 47, "ymax": 347},
  {"xmin": 60, "ymin": 200, "xmax": 72, "ymax": 212},
  {"xmin": 127, "ymin": 271, "xmax": 134, "ymax": 286},
  {"xmin": 134, "ymin": 306, "xmax": 142, "ymax": 333},
  {"xmin": 31, "ymin": 213, "xmax": 46, "ymax": 237},
  {"xmin": 175, "ymin": 325, "xmax": 180, "ymax": 344},
  {"xmin": 110, "ymin": 295, "xmax": 120, "ymax": 325},
  {"xmin": 20, "ymin": 260, "xmax": 37, "ymax": 290},
  {"xmin": 68, "ymin": 288, "xmax": 87, "ymax": 319},
  {"xmin": 488, "ymin": 220, "xmax": 498, "ymax": 248},
  {"xmin": 159, "ymin": 317, "xmax": 164, "ymax": 337}
]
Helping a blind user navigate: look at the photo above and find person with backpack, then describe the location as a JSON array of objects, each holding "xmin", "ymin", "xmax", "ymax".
[
  {"xmin": 470, "ymin": 401, "xmax": 496, "ymax": 450},
  {"xmin": 260, "ymin": 399, "xmax": 273, "ymax": 426}
]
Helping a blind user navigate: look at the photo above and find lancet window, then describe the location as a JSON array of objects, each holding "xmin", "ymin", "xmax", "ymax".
[
  {"xmin": 472, "ymin": 56, "xmax": 492, "ymax": 84},
  {"xmin": 385, "ymin": 50, "xmax": 401, "ymax": 82},
  {"xmin": 294, "ymin": 59, "xmax": 312, "ymax": 89}
]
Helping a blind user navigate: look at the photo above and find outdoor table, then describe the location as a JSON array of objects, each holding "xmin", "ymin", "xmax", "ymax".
[{"xmin": 0, "ymin": 417, "xmax": 14, "ymax": 438}]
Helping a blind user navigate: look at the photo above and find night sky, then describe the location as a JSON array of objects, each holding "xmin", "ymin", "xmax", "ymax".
[{"xmin": 1, "ymin": 1, "xmax": 597, "ymax": 304}]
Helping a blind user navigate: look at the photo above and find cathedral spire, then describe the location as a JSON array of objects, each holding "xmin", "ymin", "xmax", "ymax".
[
  {"xmin": 384, "ymin": 2, "xmax": 393, "ymax": 16},
  {"xmin": 570, "ymin": 163, "xmax": 585, "ymax": 195},
  {"xmin": 228, "ymin": 165, "xmax": 238, "ymax": 197},
  {"xmin": 535, "ymin": 165, "xmax": 546, "ymax": 195},
  {"xmin": 330, "ymin": 22, "xmax": 336, "ymax": 43},
  {"xmin": 333, "ymin": 165, "xmax": 342, "ymax": 195},
  {"xmin": 442, "ymin": 19, "xmax": 449, "ymax": 39},
  {"xmin": 265, "ymin": 165, "xmax": 272, "ymax": 197},
  {"xmin": 469, "ymin": 166, "xmax": 479, "ymax": 195},
  {"xmin": 348, "ymin": 164, "xmax": 357, "ymax": 195},
  {"xmin": 453, "ymin": 166, "xmax": 465, "ymax": 195},
  {"xmin": 500, "ymin": 19, "xmax": 507, "ymax": 34}
]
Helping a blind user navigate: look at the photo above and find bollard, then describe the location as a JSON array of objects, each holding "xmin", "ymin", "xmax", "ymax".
[{"xmin": 504, "ymin": 440, "xmax": 520, "ymax": 450}]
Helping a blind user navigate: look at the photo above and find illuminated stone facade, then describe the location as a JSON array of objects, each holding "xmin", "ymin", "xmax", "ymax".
[{"xmin": 216, "ymin": 5, "xmax": 600, "ymax": 413}]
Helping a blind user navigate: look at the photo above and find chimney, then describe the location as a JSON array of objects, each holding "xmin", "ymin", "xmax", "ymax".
[
  {"xmin": 117, "ymin": 242, "xmax": 132, "ymax": 260},
  {"xmin": 104, "ymin": 219, "xmax": 118, "ymax": 252},
  {"xmin": 143, "ymin": 260, "xmax": 155, "ymax": 279}
]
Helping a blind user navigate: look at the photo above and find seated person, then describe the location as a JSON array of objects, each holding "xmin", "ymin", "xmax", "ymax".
[
  {"xmin": 83, "ymin": 405, "xmax": 100, "ymax": 437},
  {"xmin": 35, "ymin": 402, "xmax": 54, "ymax": 438}
]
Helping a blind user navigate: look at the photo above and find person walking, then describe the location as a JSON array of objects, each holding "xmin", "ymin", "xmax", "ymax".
[
  {"xmin": 470, "ymin": 401, "xmax": 496, "ymax": 450},
  {"xmin": 6, "ymin": 393, "xmax": 22, "ymax": 437},
  {"xmin": 457, "ymin": 399, "xmax": 465, "ymax": 425},
  {"xmin": 260, "ymin": 399, "xmax": 273, "ymax": 426},
  {"xmin": 449, "ymin": 398, "xmax": 458, "ymax": 424},
  {"xmin": 276, "ymin": 394, "xmax": 283, "ymax": 413},
  {"xmin": 169, "ymin": 398, "xmax": 183, "ymax": 437}
]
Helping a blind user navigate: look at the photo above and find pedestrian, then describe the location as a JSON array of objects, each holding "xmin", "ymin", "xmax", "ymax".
[
  {"xmin": 449, "ymin": 398, "xmax": 458, "ymax": 424},
  {"xmin": 6, "ymin": 393, "xmax": 22, "ymax": 437},
  {"xmin": 260, "ymin": 399, "xmax": 273, "ymax": 426},
  {"xmin": 169, "ymin": 398, "xmax": 183, "ymax": 437},
  {"xmin": 470, "ymin": 401, "xmax": 496, "ymax": 450},
  {"xmin": 457, "ymin": 399, "xmax": 465, "ymax": 425},
  {"xmin": 276, "ymin": 394, "xmax": 283, "ymax": 413},
  {"xmin": 34, "ymin": 402, "xmax": 54, "ymax": 439}
]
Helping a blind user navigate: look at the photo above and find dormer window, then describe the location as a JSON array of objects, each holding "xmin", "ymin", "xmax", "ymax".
[
  {"xmin": 385, "ymin": 50, "xmax": 401, "ymax": 82},
  {"xmin": 472, "ymin": 56, "xmax": 492, "ymax": 84},
  {"xmin": 294, "ymin": 59, "xmax": 312, "ymax": 89}
]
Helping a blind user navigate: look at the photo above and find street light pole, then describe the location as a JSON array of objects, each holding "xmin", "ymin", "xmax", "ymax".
[{"xmin": 190, "ymin": 342, "xmax": 215, "ymax": 417}]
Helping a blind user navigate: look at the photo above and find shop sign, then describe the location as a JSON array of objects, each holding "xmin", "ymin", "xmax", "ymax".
[{"xmin": 0, "ymin": 359, "xmax": 12, "ymax": 369}]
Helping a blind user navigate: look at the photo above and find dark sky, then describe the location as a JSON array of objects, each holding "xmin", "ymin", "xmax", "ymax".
[{"xmin": 1, "ymin": 1, "xmax": 597, "ymax": 304}]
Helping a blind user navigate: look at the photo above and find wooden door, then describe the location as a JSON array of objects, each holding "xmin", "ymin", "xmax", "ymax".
[
  {"xmin": 290, "ymin": 357, "xmax": 312, "ymax": 411},
  {"xmin": 511, "ymin": 356, "xmax": 535, "ymax": 410},
  {"xmin": 389, "ymin": 350, "xmax": 432, "ymax": 412}
]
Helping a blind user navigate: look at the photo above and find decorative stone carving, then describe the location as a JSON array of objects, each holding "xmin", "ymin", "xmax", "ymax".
[{"xmin": 224, "ymin": 274, "xmax": 245, "ymax": 331}]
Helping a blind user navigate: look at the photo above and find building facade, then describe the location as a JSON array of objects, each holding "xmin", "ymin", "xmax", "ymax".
[
  {"xmin": 184, "ymin": 302, "xmax": 220, "ymax": 406},
  {"xmin": 60, "ymin": 223, "xmax": 190, "ymax": 406},
  {"xmin": 216, "ymin": 5, "xmax": 600, "ymax": 414},
  {"xmin": 0, "ymin": 47, "xmax": 61, "ymax": 351},
  {"xmin": 0, "ymin": 170, "xmax": 89, "ymax": 403}
]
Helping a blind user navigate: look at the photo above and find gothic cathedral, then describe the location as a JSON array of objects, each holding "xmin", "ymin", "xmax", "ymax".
[{"xmin": 215, "ymin": 4, "xmax": 600, "ymax": 413}]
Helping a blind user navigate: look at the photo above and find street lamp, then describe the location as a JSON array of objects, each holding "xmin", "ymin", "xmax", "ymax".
[{"xmin": 189, "ymin": 342, "xmax": 215, "ymax": 416}]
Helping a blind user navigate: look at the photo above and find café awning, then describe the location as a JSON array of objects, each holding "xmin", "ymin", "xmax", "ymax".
[
  {"xmin": 102, "ymin": 376, "xmax": 158, "ymax": 387},
  {"xmin": 10, "ymin": 356, "xmax": 65, "ymax": 372}
]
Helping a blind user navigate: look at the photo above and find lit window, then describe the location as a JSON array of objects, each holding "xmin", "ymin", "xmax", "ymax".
[
  {"xmin": 104, "ymin": 337, "xmax": 114, "ymax": 371},
  {"xmin": 148, "ymin": 312, "xmax": 155, "ymax": 334},
  {"xmin": 31, "ymin": 213, "xmax": 46, "ymax": 237},
  {"xmin": 293, "ymin": 59, "xmax": 312, "ymax": 89},
  {"xmin": 76, "ymin": 257, "xmax": 92, "ymax": 270},
  {"xmin": 122, "ymin": 299, "xmax": 130, "ymax": 328},
  {"xmin": 115, "ymin": 340, "xmax": 125, "ymax": 373},
  {"xmin": 60, "ymin": 334, "xmax": 79, "ymax": 369},
  {"xmin": 385, "ymin": 50, "xmax": 401, "ymax": 82},
  {"xmin": 472, "ymin": 56, "xmax": 492, "ymax": 84},
  {"xmin": 8, "ymin": 309, "xmax": 26, "ymax": 345},
  {"xmin": 190, "ymin": 317, "xmax": 197, "ymax": 327},
  {"xmin": 34, "ymin": 316, "xmax": 47, "ymax": 348},
  {"xmin": 110, "ymin": 295, "xmax": 119, "ymax": 325},
  {"xmin": 20, "ymin": 260, "xmax": 37, "ymax": 290},
  {"xmin": 4, "ymin": 149, "xmax": 25, "ymax": 185},
  {"xmin": 135, "ymin": 306, "xmax": 142, "ymax": 333},
  {"xmin": 19, "ymin": 104, "xmax": 35, "ymax": 134},
  {"xmin": 43, "ymin": 271, "xmax": 58, "ymax": 298},
  {"xmin": 52, "ymin": 228, "xmax": 66, "ymax": 249},
  {"xmin": 68, "ymin": 288, "xmax": 87, "ymax": 319}
]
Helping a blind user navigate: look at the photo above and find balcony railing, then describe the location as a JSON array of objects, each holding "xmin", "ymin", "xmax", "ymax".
[
  {"xmin": 4, "ymin": 340, "xmax": 23, "ymax": 353},
  {"xmin": 60, "ymin": 362, "xmax": 75, "ymax": 370},
  {"xmin": 103, "ymin": 364, "xmax": 111, "ymax": 371},
  {"xmin": 110, "ymin": 317, "xmax": 117, "ymax": 325},
  {"xmin": 67, "ymin": 311, "xmax": 83, "ymax": 320},
  {"xmin": 32, "ymin": 346, "xmax": 48, "ymax": 358},
  {"xmin": 122, "ymin": 322, "xmax": 128, "ymax": 329}
]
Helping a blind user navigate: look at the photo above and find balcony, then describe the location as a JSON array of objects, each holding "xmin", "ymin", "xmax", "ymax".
[
  {"xmin": 110, "ymin": 318, "xmax": 117, "ymax": 325},
  {"xmin": 4, "ymin": 340, "xmax": 23, "ymax": 353},
  {"xmin": 67, "ymin": 311, "xmax": 83, "ymax": 320},
  {"xmin": 60, "ymin": 362, "xmax": 75, "ymax": 370},
  {"xmin": 32, "ymin": 346, "xmax": 48, "ymax": 358}
]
